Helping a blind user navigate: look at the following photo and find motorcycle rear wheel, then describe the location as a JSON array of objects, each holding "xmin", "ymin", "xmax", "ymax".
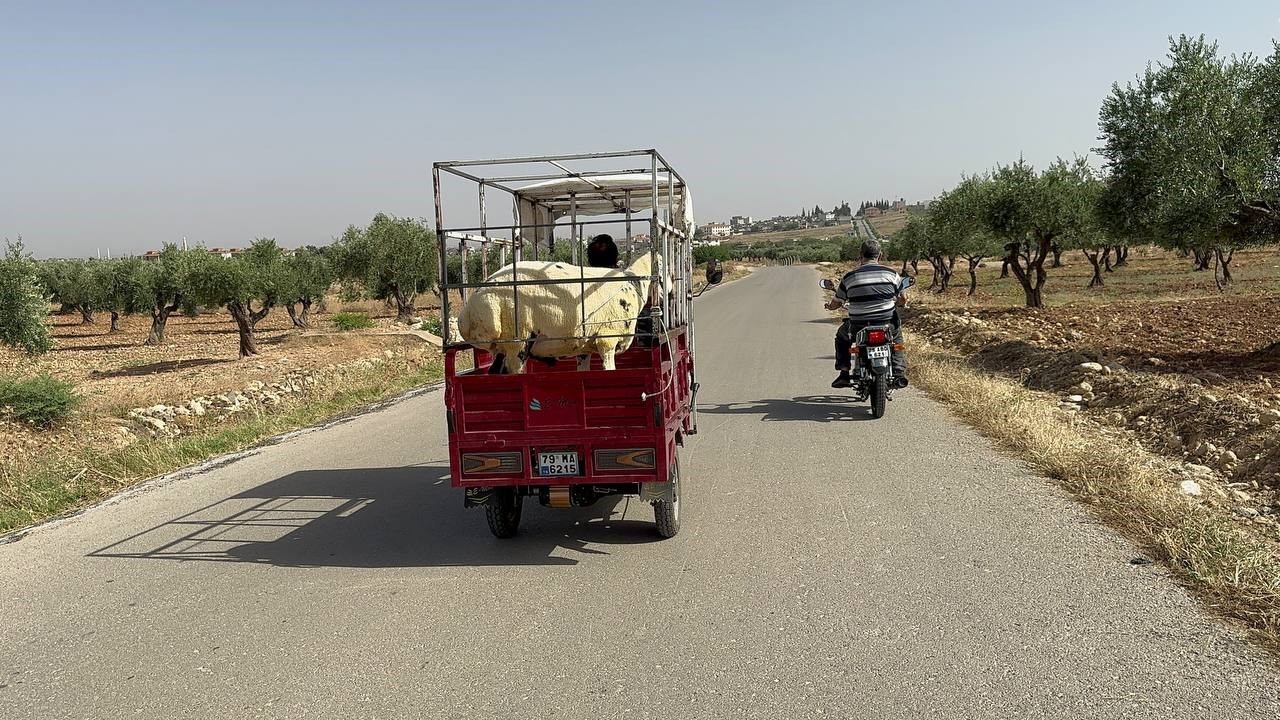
[{"xmin": 870, "ymin": 375, "xmax": 888, "ymax": 419}]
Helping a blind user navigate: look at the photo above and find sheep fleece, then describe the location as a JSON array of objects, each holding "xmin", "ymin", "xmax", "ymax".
[{"xmin": 457, "ymin": 258, "xmax": 653, "ymax": 372}]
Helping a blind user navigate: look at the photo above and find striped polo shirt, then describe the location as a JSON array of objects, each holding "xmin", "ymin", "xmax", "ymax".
[{"xmin": 835, "ymin": 262, "xmax": 901, "ymax": 323}]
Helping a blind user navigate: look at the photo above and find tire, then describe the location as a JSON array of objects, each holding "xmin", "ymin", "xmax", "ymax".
[
  {"xmin": 485, "ymin": 487, "xmax": 522, "ymax": 538},
  {"xmin": 653, "ymin": 456, "xmax": 682, "ymax": 538},
  {"xmin": 870, "ymin": 374, "xmax": 888, "ymax": 419}
]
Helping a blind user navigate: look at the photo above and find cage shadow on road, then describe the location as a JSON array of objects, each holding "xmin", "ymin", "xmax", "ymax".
[
  {"xmin": 87, "ymin": 465, "xmax": 663, "ymax": 568},
  {"xmin": 698, "ymin": 395, "xmax": 879, "ymax": 423}
]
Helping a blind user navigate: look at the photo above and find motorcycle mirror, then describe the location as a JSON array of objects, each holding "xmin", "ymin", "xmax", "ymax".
[
  {"xmin": 819, "ymin": 278, "xmax": 836, "ymax": 291},
  {"xmin": 706, "ymin": 259, "xmax": 724, "ymax": 285},
  {"xmin": 899, "ymin": 276, "xmax": 915, "ymax": 291}
]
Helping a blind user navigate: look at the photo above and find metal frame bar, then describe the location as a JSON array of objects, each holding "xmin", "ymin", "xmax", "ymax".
[{"xmin": 433, "ymin": 149, "xmax": 692, "ymax": 352}]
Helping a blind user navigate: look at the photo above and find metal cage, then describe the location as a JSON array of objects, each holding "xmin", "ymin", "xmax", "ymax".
[{"xmin": 432, "ymin": 149, "xmax": 695, "ymax": 355}]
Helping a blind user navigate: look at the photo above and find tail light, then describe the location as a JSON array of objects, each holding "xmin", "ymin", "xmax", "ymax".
[{"xmin": 866, "ymin": 329, "xmax": 888, "ymax": 345}]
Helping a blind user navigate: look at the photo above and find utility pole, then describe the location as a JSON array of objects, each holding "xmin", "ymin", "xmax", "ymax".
[{"xmin": 182, "ymin": 236, "xmax": 188, "ymax": 250}]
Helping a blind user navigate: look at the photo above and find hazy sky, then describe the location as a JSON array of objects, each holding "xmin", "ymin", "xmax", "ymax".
[{"xmin": 3, "ymin": 1, "xmax": 1278, "ymax": 258}]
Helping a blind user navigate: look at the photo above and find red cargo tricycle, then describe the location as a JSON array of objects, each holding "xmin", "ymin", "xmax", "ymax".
[{"xmin": 432, "ymin": 150, "xmax": 713, "ymax": 538}]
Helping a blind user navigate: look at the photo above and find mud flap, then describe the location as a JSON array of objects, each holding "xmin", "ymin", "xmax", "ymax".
[{"xmin": 640, "ymin": 465, "xmax": 678, "ymax": 503}]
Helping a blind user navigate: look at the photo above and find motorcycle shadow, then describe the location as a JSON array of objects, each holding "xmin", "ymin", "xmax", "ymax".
[{"xmin": 699, "ymin": 395, "xmax": 879, "ymax": 423}]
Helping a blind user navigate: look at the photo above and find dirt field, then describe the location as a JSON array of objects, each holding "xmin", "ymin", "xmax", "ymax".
[
  {"xmin": 867, "ymin": 246, "xmax": 1280, "ymax": 542},
  {"xmin": 0, "ymin": 296, "xmax": 451, "ymax": 482},
  {"xmin": 864, "ymin": 209, "xmax": 910, "ymax": 238}
]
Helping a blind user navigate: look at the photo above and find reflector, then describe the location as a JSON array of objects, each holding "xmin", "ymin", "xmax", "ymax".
[{"xmin": 867, "ymin": 330, "xmax": 888, "ymax": 345}]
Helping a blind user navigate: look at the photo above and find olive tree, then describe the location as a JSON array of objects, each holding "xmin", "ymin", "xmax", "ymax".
[
  {"xmin": 981, "ymin": 157, "xmax": 1096, "ymax": 308},
  {"xmin": 281, "ymin": 248, "xmax": 333, "ymax": 328},
  {"xmin": 1098, "ymin": 35, "xmax": 1274, "ymax": 287},
  {"xmin": 95, "ymin": 258, "xmax": 150, "ymax": 332},
  {"xmin": 39, "ymin": 260, "xmax": 107, "ymax": 324},
  {"xmin": 338, "ymin": 214, "xmax": 439, "ymax": 322},
  {"xmin": 185, "ymin": 239, "xmax": 287, "ymax": 357},
  {"xmin": 0, "ymin": 239, "xmax": 52, "ymax": 354},
  {"xmin": 930, "ymin": 176, "xmax": 1001, "ymax": 296},
  {"xmin": 140, "ymin": 244, "xmax": 202, "ymax": 345}
]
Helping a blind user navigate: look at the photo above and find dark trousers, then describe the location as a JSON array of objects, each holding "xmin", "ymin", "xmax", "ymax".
[{"xmin": 835, "ymin": 313, "xmax": 906, "ymax": 377}]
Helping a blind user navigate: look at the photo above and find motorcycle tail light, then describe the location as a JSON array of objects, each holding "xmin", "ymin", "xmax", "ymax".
[{"xmin": 867, "ymin": 330, "xmax": 888, "ymax": 345}]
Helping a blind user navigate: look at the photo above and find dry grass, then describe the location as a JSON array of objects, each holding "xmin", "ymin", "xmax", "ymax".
[
  {"xmin": 0, "ymin": 353, "xmax": 444, "ymax": 535},
  {"xmin": 911, "ymin": 338, "xmax": 1280, "ymax": 644},
  {"xmin": 866, "ymin": 209, "xmax": 910, "ymax": 238}
]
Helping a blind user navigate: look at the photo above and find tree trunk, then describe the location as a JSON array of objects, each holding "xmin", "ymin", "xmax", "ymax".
[
  {"xmin": 394, "ymin": 286, "xmax": 416, "ymax": 322},
  {"xmin": 110, "ymin": 311, "xmax": 121, "ymax": 332},
  {"xmin": 300, "ymin": 298, "xmax": 313, "ymax": 326},
  {"xmin": 999, "ymin": 259, "xmax": 1010, "ymax": 279},
  {"xmin": 965, "ymin": 256, "xmax": 982, "ymax": 296},
  {"xmin": 227, "ymin": 300, "xmax": 272, "ymax": 358},
  {"xmin": 909, "ymin": 259, "xmax": 919, "ymax": 276},
  {"xmin": 285, "ymin": 302, "xmax": 308, "ymax": 329},
  {"xmin": 1083, "ymin": 250, "xmax": 1106, "ymax": 288},
  {"xmin": 1192, "ymin": 247, "xmax": 1211, "ymax": 271},
  {"xmin": 1050, "ymin": 243, "xmax": 1063, "ymax": 268},
  {"xmin": 78, "ymin": 304, "xmax": 94, "ymax": 324},
  {"xmin": 1006, "ymin": 237, "xmax": 1051, "ymax": 308},
  {"xmin": 899, "ymin": 259, "xmax": 908, "ymax": 275},
  {"xmin": 1103, "ymin": 247, "xmax": 1114, "ymax": 273},
  {"xmin": 145, "ymin": 301, "xmax": 178, "ymax": 345},
  {"xmin": 1115, "ymin": 245, "xmax": 1129, "ymax": 267},
  {"xmin": 1214, "ymin": 248, "xmax": 1234, "ymax": 291}
]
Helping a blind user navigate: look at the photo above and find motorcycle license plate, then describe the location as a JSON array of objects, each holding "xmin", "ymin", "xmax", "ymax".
[
  {"xmin": 867, "ymin": 345, "xmax": 891, "ymax": 360},
  {"xmin": 538, "ymin": 452, "xmax": 579, "ymax": 476}
]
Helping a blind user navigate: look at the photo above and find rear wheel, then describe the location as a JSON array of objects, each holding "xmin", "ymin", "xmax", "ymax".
[
  {"xmin": 485, "ymin": 487, "xmax": 522, "ymax": 538},
  {"xmin": 653, "ymin": 455, "xmax": 682, "ymax": 538},
  {"xmin": 870, "ymin": 375, "xmax": 888, "ymax": 419}
]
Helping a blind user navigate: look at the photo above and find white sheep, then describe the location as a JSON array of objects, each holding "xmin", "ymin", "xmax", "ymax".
[{"xmin": 457, "ymin": 252, "xmax": 662, "ymax": 374}]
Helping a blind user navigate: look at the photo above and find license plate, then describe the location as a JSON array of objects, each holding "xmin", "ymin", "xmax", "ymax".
[
  {"xmin": 538, "ymin": 451, "xmax": 579, "ymax": 476},
  {"xmin": 867, "ymin": 345, "xmax": 891, "ymax": 359}
]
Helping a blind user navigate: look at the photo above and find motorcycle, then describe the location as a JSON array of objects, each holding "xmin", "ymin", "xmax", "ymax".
[{"xmin": 819, "ymin": 275, "xmax": 915, "ymax": 419}]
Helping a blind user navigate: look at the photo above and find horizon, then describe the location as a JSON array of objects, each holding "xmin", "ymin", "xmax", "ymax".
[{"xmin": 3, "ymin": 1, "xmax": 1278, "ymax": 259}]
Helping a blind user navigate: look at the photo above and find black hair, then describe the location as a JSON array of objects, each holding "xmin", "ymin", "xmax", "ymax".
[{"xmin": 587, "ymin": 234, "xmax": 619, "ymax": 268}]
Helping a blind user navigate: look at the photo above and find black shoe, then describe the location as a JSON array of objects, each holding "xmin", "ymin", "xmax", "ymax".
[
  {"xmin": 831, "ymin": 372, "xmax": 852, "ymax": 389},
  {"xmin": 892, "ymin": 376, "xmax": 909, "ymax": 389}
]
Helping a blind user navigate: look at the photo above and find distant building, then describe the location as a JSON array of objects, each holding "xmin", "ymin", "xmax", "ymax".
[
  {"xmin": 730, "ymin": 215, "xmax": 753, "ymax": 234},
  {"xmin": 701, "ymin": 222, "xmax": 731, "ymax": 239},
  {"xmin": 693, "ymin": 239, "xmax": 722, "ymax": 247},
  {"xmin": 833, "ymin": 208, "xmax": 853, "ymax": 223},
  {"xmin": 891, "ymin": 198, "xmax": 907, "ymax": 211},
  {"xmin": 142, "ymin": 250, "xmax": 162, "ymax": 261}
]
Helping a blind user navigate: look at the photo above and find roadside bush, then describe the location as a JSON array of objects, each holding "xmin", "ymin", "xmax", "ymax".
[
  {"xmin": 332, "ymin": 311, "xmax": 373, "ymax": 331},
  {"xmin": 420, "ymin": 316, "xmax": 442, "ymax": 335},
  {"xmin": 0, "ymin": 374, "xmax": 80, "ymax": 426},
  {"xmin": 0, "ymin": 239, "xmax": 53, "ymax": 354}
]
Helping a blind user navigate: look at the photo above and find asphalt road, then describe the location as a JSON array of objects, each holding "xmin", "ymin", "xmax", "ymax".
[{"xmin": 3, "ymin": 266, "xmax": 1278, "ymax": 719}]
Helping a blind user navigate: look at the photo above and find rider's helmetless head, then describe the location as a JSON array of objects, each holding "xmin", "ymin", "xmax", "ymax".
[{"xmin": 861, "ymin": 239, "xmax": 882, "ymax": 262}]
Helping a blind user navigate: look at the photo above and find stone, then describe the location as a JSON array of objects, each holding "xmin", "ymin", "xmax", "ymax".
[
  {"xmin": 1079, "ymin": 362, "xmax": 1104, "ymax": 372},
  {"xmin": 1073, "ymin": 382, "xmax": 1094, "ymax": 394},
  {"xmin": 1260, "ymin": 409, "xmax": 1280, "ymax": 427},
  {"xmin": 1231, "ymin": 489, "xmax": 1251, "ymax": 503},
  {"xmin": 141, "ymin": 417, "xmax": 167, "ymax": 433},
  {"xmin": 1066, "ymin": 394, "xmax": 1085, "ymax": 403},
  {"xmin": 1058, "ymin": 403, "xmax": 1080, "ymax": 412},
  {"xmin": 1179, "ymin": 479, "xmax": 1203, "ymax": 496},
  {"xmin": 1220, "ymin": 450, "xmax": 1239, "ymax": 466},
  {"xmin": 246, "ymin": 380, "xmax": 265, "ymax": 392},
  {"xmin": 1236, "ymin": 507, "xmax": 1260, "ymax": 518},
  {"xmin": 188, "ymin": 402, "xmax": 206, "ymax": 417},
  {"xmin": 1184, "ymin": 463, "xmax": 1214, "ymax": 477}
]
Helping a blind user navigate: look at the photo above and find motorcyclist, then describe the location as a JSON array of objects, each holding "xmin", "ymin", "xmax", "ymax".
[{"xmin": 825, "ymin": 239, "xmax": 908, "ymax": 389}]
